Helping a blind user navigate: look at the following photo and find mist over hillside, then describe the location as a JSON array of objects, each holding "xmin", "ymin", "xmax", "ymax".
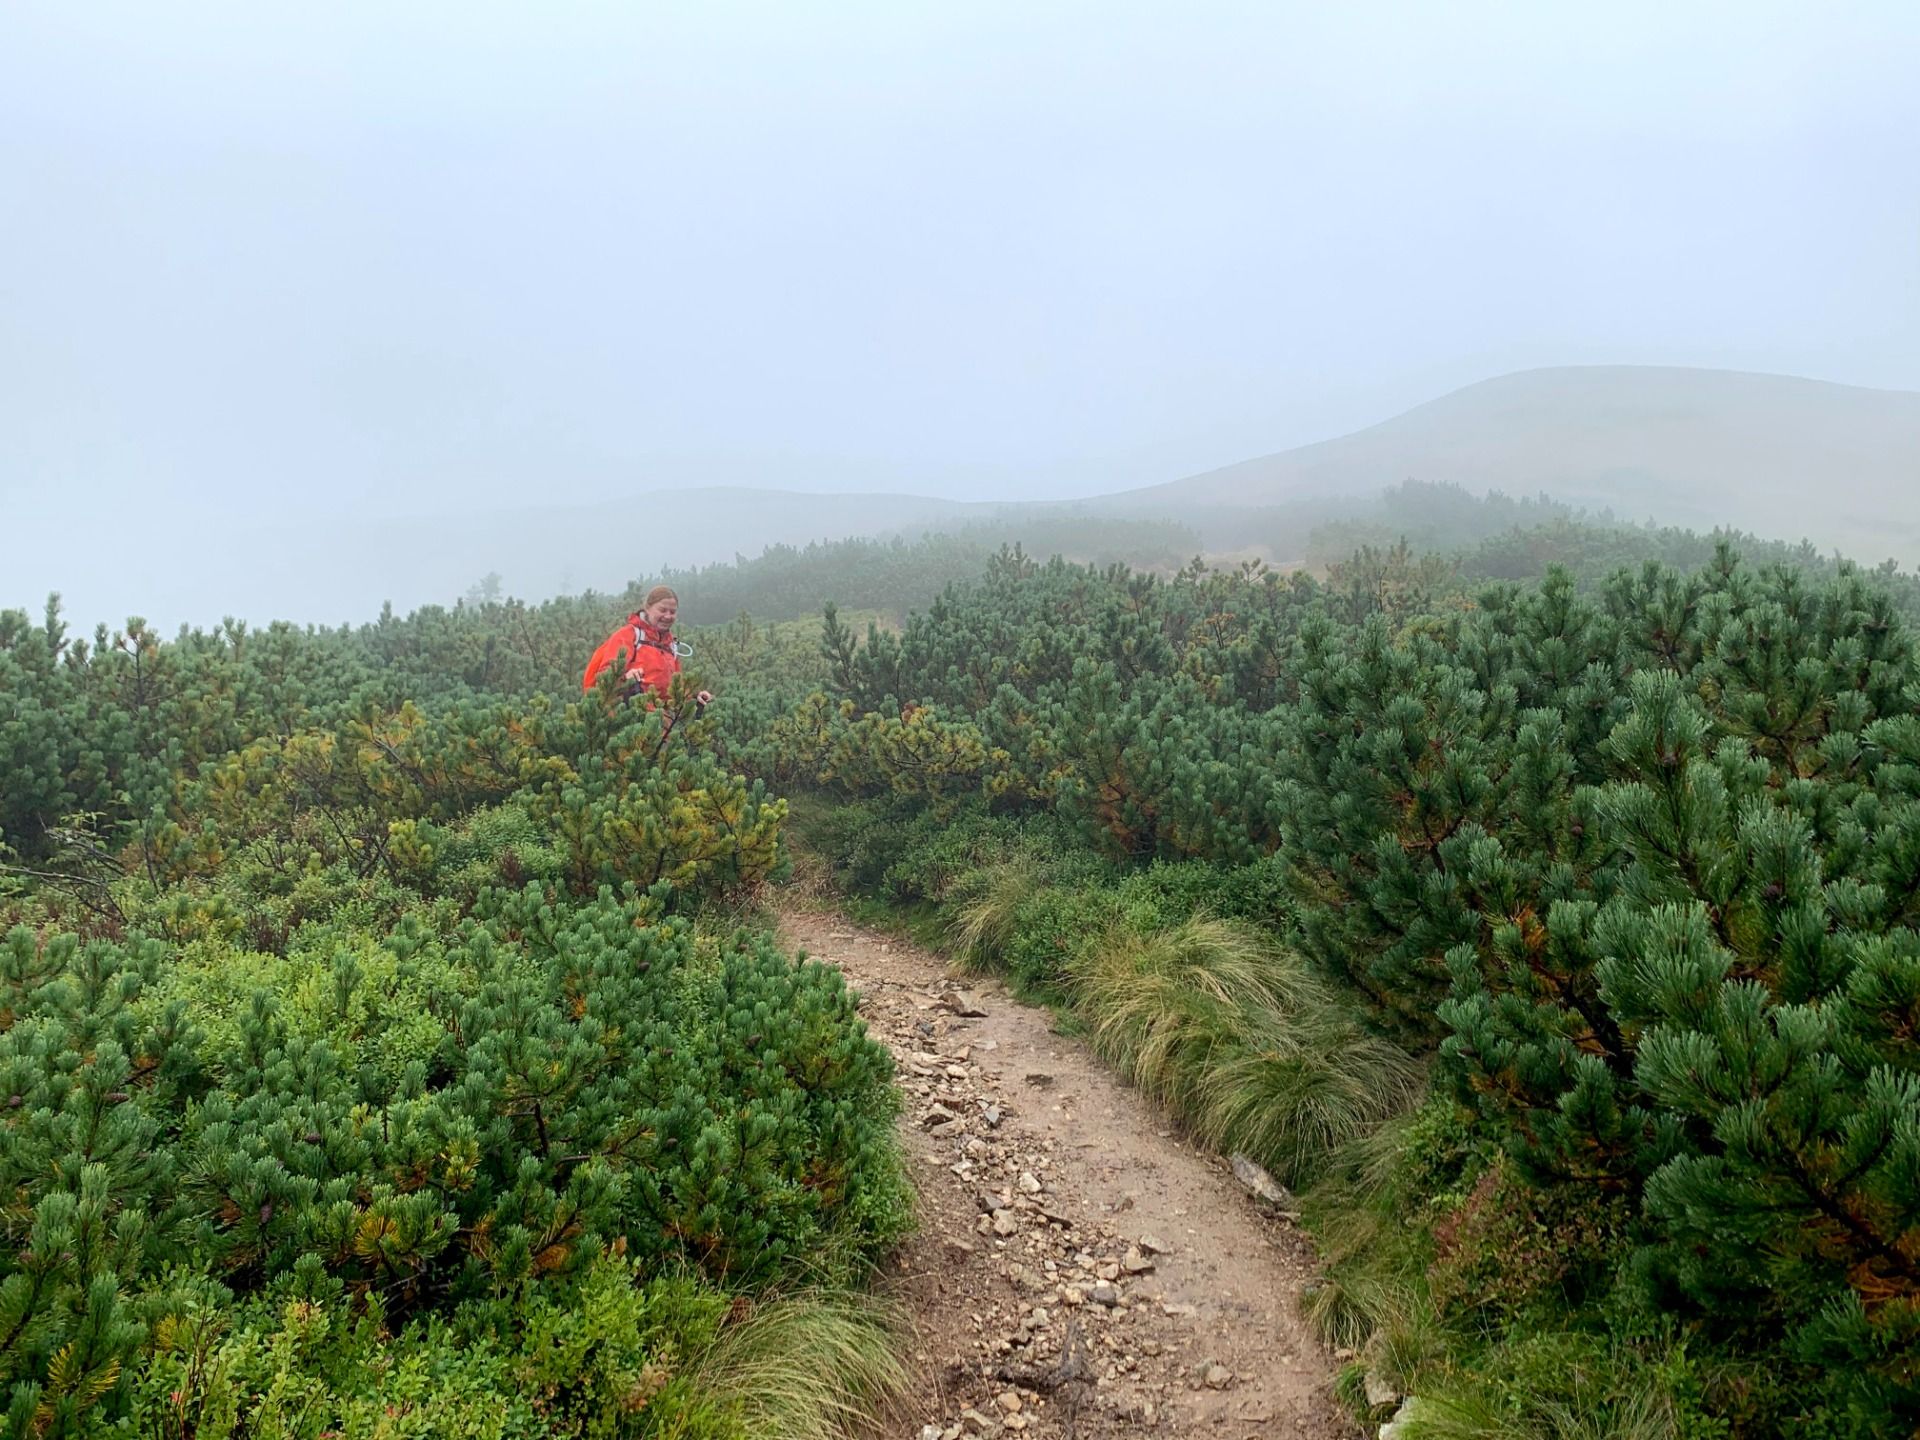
[
  {"xmin": 18, "ymin": 365, "xmax": 1919, "ymax": 631},
  {"xmin": 1118, "ymin": 366, "xmax": 1920, "ymax": 564},
  {"xmin": 25, "ymin": 490, "xmax": 974, "ymax": 631}
]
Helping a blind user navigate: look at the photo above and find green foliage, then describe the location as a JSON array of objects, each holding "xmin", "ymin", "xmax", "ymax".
[
  {"xmin": 124, "ymin": 1259, "xmax": 751, "ymax": 1439},
  {"xmin": 0, "ymin": 578, "xmax": 913, "ymax": 1437},
  {"xmin": 765, "ymin": 532, "xmax": 1920, "ymax": 1433},
  {"xmin": 957, "ymin": 879, "xmax": 1124, "ymax": 999},
  {"xmin": 1305, "ymin": 480, "xmax": 1920, "ymax": 621},
  {"xmin": 527, "ymin": 682, "xmax": 786, "ymax": 899},
  {"xmin": 786, "ymin": 554, "xmax": 1318, "ymax": 859},
  {"xmin": 16, "ymin": 489, "xmax": 1920, "ymax": 1435},
  {"xmin": 0, "ymin": 894, "xmax": 908, "ymax": 1433},
  {"xmin": 1425, "ymin": 1155, "xmax": 1634, "ymax": 1323},
  {"xmin": 1267, "ymin": 555, "xmax": 1920, "ymax": 1426},
  {"xmin": 791, "ymin": 797, "xmax": 1098, "ymax": 918},
  {"xmin": 767, "ymin": 691, "xmax": 1010, "ymax": 813},
  {"xmin": 653, "ymin": 521, "xmax": 1207, "ymax": 627},
  {"xmin": 1301, "ymin": 480, "xmax": 1591, "ymax": 571},
  {"xmin": 1388, "ymin": 1331, "xmax": 1736, "ymax": 1440}
]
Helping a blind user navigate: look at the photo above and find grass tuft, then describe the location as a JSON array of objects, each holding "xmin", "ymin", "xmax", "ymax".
[
  {"xmin": 1070, "ymin": 915, "xmax": 1422, "ymax": 1186},
  {"xmin": 688, "ymin": 1289, "xmax": 908, "ymax": 1440},
  {"xmin": 946, "ymin": 862, "xmax": 1047, "ymax": 971}
]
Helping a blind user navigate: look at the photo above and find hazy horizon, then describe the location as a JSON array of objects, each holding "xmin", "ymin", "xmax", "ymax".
[{"xmin": 5, "ymin": 2, "xmax": 1919, "ymax": 625}]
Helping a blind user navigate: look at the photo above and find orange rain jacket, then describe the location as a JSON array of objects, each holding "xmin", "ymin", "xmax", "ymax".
[{"xmin": 582, "ymin": 613, "xmax": 682, "ymax": 697}]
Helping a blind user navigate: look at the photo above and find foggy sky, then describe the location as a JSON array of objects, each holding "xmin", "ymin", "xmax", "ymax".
[{"xmin": 4, "ymin": 1, "xmax": 1918, "ymax": 626}]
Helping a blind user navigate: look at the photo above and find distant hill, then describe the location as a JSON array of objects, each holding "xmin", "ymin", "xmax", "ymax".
[
  {"xmin": 1107, "ymin": 366, "xmax": 1920, "ymax": 565},
  {"xmin": 23, "ymin": 365, "xmax": 1919, "ymax": 629}
]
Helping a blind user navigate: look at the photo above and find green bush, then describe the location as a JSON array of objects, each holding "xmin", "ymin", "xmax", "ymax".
[
  {"xmin": 1426, "ymin": 1155, "xmax": 1634, "ymax": 1324},
  {"xmin": 438, "ymin": 800, "xmax": 568, "ymax": 893},
  {"xmin": 759, "ymin": 540, "xmax": 1920, "ymax": 1432},
  {"xmin": 0, "ymin": 576, "xmax": 924, "ymax": 1439},
  {"xmin": 127, "ymin": 1259, "xmax": 751, "ymax": 1439},
  {"xmin": 0, "ymin": 891, "xmax": 908, "ymax": 1434},
  {"xmin": 1113, "ymin": 855, "xmax": 1294, "ymax": 929}
]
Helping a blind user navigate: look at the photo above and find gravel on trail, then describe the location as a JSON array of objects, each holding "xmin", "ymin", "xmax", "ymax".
[{"xmin": 781, "ymin": 909, "xmax": 1357, "ymax": 1440}]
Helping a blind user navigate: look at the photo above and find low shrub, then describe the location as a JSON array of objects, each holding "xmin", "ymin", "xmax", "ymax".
[
  {"xmin": 125, "ymin": 1257, "xmax": 834, "ymax": 1439},
  {"xmin": 1426, "ymin": 1156, "xmax": 1635, "ymax": 1326},
  {"xmin": 1112, "ymin": 855, "xmax": 1293, "ymax": 929},
  {"xmin": 0, "ymin": 889, "xmax": 909, "ymax": 1433}
]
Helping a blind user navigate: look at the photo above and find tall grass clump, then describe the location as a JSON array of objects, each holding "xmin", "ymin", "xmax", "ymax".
[
  {"xmin": 1296, "ymin": 1105, "xmax": 1459, "ymax": 1354},
  {"xmin": 947, "ymin": 860, "xmax": 1049, "ymax": 970},
  {"xmin": 1069, "ymin": 915, "xmax": 1422, "ymax": 1185},
  {"xmin": 688, "ymin": 1289, "xmax": 908, "ymax": 1440}
]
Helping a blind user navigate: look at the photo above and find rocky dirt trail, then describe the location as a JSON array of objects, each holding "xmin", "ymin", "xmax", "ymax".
[{"xmin": 780, "ymin": 909, "xmax": 1355, "ymax": 1440}]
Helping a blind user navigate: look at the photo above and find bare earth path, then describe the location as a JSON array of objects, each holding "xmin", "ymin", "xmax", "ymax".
[{"xmin": 780, "ymin": 909, "xmax": 1354, "ymax": 1440}]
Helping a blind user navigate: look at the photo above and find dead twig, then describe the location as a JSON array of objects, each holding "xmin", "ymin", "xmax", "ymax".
[{"xmin": 992, "ymin": 1318, "xmax": 1092, "ymax": 1437}]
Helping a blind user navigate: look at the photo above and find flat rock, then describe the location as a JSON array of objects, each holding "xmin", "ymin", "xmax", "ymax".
[
  {"xmin": 1006, "ymin": 1263, "xmax": 1048, "ymax": 1294},
  {"xmin": 1380, "ymin": 1397, "xmax": 1435, "ymax": 1439},
  {"xmin": 1229, "ymin": 1152, "xmax": 1298, "ymax": 1213},
  {"xmin": 1365, "ymin": 1370, "xmax": 1400, "ymax": 1411}
]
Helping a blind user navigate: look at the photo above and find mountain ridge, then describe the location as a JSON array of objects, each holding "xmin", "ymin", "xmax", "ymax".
[
  {"xmin": 21, "ymin": 364, "xmax": 1919, "ymax": 628},
  {"xmin": 1099, "ymin": 364, "xmax": 1920, "ymax": 562}
]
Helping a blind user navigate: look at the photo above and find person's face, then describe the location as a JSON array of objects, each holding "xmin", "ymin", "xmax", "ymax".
[{"xmin": 645, "ymin": 597, "xmax": 678, "ymax": 630}]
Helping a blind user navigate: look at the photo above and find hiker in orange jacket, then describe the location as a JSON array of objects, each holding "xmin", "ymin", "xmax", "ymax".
[{"xmin": 582, "ymin": 585, "xmax": 714, "ymax": 709}]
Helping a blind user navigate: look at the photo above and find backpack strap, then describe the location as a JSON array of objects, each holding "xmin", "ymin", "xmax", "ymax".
[{"xmin": 631, "ymin": 620, "xmax": 673, "ymax": 654}]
